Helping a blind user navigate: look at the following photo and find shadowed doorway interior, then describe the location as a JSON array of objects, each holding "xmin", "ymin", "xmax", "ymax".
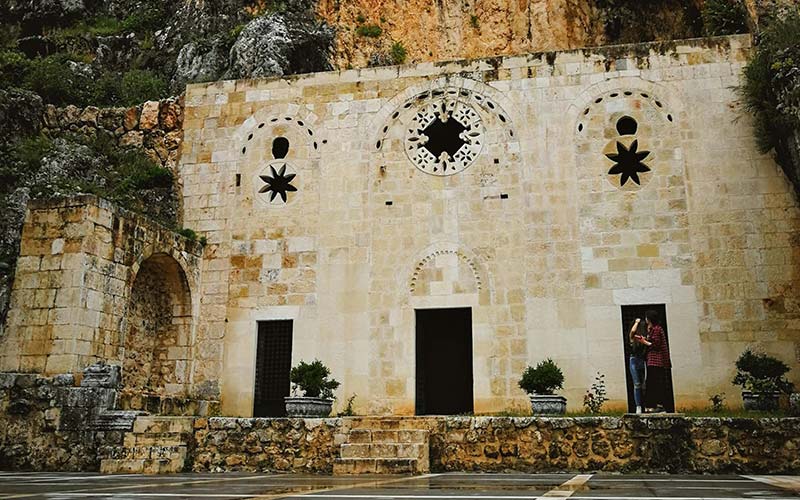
[
  {"xmin": 415, "ymin": 307, "xmax": 473, "ymax": 415},
  {"xmin": 253, "ymin": 320, "xmax": 293, "ymax": 417},
  {"xmin": 620, "ymin": 304, "xmax": 674, "ymax": 413}
]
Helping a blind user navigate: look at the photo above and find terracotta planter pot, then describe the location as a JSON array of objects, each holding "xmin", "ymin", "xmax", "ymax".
[
  {"xmin": 284, "ymin": 396, "xmax": 334, "ymax": 417},
  {"xmin": 741, "ymin": 391, "xmax": 780, "ymax": 411},
  {"xmin": 529, "ymin": 394, "xmax": 567, "ymax": 415}
]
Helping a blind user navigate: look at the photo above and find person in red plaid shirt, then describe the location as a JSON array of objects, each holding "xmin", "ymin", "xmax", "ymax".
[{"xmin": 633, "ymin": 309, "xmax": 674, "ymax": 413}]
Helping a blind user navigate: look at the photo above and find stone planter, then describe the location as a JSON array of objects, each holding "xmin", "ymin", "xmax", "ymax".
[
  {"xmin": 285, "ymin": 396, "xmax": 334, "ymax": 417},
  {"xmin": 741, "ymin": 391, "xmax": 780, "ymax": 411},
  {"xmin": 529, "ymin": 395, "xmax": 567, "ymax": 415}
]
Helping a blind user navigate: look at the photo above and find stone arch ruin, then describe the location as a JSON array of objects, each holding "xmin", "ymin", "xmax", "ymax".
[{"xmin": 122, "ymin": 252, "xmax": 193, "ymax": 396}]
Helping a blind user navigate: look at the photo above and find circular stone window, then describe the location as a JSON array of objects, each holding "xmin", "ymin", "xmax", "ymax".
[
  {"xmin": 255, "ymin": 160, "xmax": 298, "ymax": 206},
  {"xmin": 405, "ymin": 101, "xmax": 485, "ymax": 176}
]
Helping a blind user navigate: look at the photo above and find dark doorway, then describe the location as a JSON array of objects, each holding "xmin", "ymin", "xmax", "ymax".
[
  {"xmin": 415, "ymin": 308, "xmax": 473, "ymax": 415},
  {"xmin": 620, "ymin": 304, "xmax": 674, "ymax": 413},
  {"xmin": 254, "ymin": 320, "xmax": 293, "ymax": 417}
]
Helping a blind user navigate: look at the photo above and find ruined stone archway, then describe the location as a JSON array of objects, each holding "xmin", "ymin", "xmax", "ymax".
[{"xmin": 123, "ymin": 253, "xmax": 192, "ymax": 396}]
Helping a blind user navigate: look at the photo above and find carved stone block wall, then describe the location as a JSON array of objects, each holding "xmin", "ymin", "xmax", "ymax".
[{"xmin": 0, "ymin": 196, "xmax": 202, "ymax": 397}]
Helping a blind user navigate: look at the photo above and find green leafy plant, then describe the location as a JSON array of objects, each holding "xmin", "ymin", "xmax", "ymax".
[
  {"xmin": 0, "ymin": 50, "xmax": 32, "ymax": 89},
  {"xmin": 390, "ymin": 41, "xmax": 407, "ymax": 64},
  {"xmin": 583, "ymin": 371, "xmax": 608, "ymax": 413},
  {"xmin": 290, "ymin": 359, "xmax": 340, "ymax": 398},
  {"xmin": 519, "ymin": 358, "xmax": 564, "ymax": 395},
  {"xmin": 356, "ymin": 24, "xmax": 382, "ymax": 37},
  {"xmin": 120, "ymin": 69, "xmax": 167, "ymax": 106},
  {"xmin": 740, "ymin": 8, "xmax": 800, "ymax": 188},
  {"xmin": 337, "ymin": 393, "xmax": 357, "ymax": 416},
  {"xmin": 732, "ymin": 348, "xmax": 794, "ymax": 393},
  {"xmin": 702, "ymin": 0, "xmax": 748, "ymax": 36},
  {"xmin": 470, "ymin": 15, "xmax": 479, "ymax": 29},
  {"xmin": 356, "ymin": 14, "xmax": 366, "ymax": 23},
  {"xmin": 709, "ymin": 392, "xmax": 726, "ymax": 412},
  {"xmin": 25, "ymin": 55, "xmax": 92, "ymax": 106},
  {"xmin": 176, "ymin": 228, "xmax": 198, "ymax": 241}
]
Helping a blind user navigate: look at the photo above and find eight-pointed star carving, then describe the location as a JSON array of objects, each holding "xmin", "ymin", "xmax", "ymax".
[
  {"xmin": 605, "ymin": 140, "xmax": 651, "ymax": 187},
  {"xmin": 259, "ymin": 164, "xmax": 297, "ymax": 202}
]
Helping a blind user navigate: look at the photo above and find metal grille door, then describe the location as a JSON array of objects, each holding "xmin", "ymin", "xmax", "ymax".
[{"xmin": 254, "ymin": 320, "xmax": 293, "ymax": 417}]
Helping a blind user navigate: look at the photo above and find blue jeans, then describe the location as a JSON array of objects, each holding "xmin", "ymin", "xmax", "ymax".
[{"xmin": 629, "ymin": 356, "xmax": 646, "ymax": 409}]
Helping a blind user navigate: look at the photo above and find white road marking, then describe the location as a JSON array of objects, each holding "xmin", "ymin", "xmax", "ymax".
[
  {"xmin": 26, "ymin": 475, "xmax": 142, "ymax": 483},
  {"xmin": 744, "ymin": 475, "xmax": 800, "ymax": 492},
  {"xmin": 538, "ymin": 474, "xmax": 592, "ymax": 499}
]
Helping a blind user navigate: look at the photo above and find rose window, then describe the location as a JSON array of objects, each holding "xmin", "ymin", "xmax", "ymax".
[{"xmin": 405, "ymin": 101, "xmax": 484, "ymax": 176}]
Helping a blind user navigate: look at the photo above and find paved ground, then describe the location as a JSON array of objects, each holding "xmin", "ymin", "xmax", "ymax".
[{"xmin": 0, "ymin": 472, "xmax": 798, "ymax": 500}]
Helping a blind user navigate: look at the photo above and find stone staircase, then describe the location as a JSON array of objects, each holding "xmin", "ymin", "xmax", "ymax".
[
  {"xmin": 100, "ymin": 416, "xmax": 194, "ymax": 474},
  {"xmin": 333, "ymin": 418, "xmax": 430, "ymax": 474}
]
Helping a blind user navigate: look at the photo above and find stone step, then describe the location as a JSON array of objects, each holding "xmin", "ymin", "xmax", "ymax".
[
  {"xmin": 102, "ymin": 445, "xmax": 187, "ymax": 462},
  {"xmin": 89, "ymin": 411, "xmax": 146, "ymax": 431},
  {"xmin": 345, "ymin": 417, "xmax": 434, "ymax": 431},
  {"xmin": 333, "ymin": 458, "xmax": 420, "ymax": 475},
  {"xmin": 123, "ymin": 433, "xmax": 190, "ymax": 447},
  {"xmin": 132, "ymin": 416, "xmax": 194, "ymax": 435},
  {"xmin": 346, "ymin": 429, "xmax": 428, "ymax": 444},
  {"xmin": 341, "ymin": 443, "xmax": 428, "ymax": 460},
  {"xmin": 100, "ymin": 456, "xmax": 185, "ymax": 474}
]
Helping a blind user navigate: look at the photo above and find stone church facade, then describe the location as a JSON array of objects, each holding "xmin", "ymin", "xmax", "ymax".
[{"xmin": 1, "ymin": 34, "xmax": 798, "ymax": 417}]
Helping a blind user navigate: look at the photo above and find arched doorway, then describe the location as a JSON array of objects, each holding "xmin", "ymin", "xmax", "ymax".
[{"xmin": 123, "ymin": 253, "xmax": 192, "ymax": 396}]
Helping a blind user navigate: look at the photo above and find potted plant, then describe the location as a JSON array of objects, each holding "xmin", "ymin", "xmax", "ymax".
[
  {"xmin": 732, "ymin": 348, "xmax": 794, "ymax": 411},
  {"xmin": 285, "ymin": 359, "xmax": 340, "ymax": 417},
  {"xmin": 519, "ymin": 358, "xmax": 566, "ymax": 415}
]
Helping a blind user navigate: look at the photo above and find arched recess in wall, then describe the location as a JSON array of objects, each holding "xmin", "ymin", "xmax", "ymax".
[
  {"xmin": 370, "ymin": 75, "xmax": 521, "ymax": 180},
  {"xmin": 233, "ymin": 105, "xmax": 323, "ymax": 208},
  {"xmin": 571, "ymin": 78, "xmax": 683, "ymax": 192},
  {"xmin": 406, "ymin": 242, "xmax": 489, "ymax": 301},
  {"xmin": 122, "ymin": 252, "xmax": 193, "ymax": 396}
]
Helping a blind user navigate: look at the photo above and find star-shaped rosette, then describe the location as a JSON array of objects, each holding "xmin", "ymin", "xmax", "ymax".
[
  {"xmin": 605, "ymin": 139, "xmax": 651, "ymax": 187},
  {"xmin": 258, "ymin": 164, "xmax": 297, "ymax": 203}
]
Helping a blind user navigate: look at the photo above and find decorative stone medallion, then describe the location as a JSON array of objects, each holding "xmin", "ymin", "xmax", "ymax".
[
  {"xmin": 256, "ymin": 161, "xmax": 298, "ymax": 205},
  {"xmin": 405, "ymin": 100, "xmax": 485, "ymax": 176}
]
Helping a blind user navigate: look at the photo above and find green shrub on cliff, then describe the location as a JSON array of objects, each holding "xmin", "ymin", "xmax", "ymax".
[
  {"xmin": 120, "ymin": 69, "xmax": 167, "ymax": 106},
  {"xmin": 356, "ymin": 24, "xmax": 382, "ymax": 37},
  {"xmin": 25, "ymin": 55, "xmax": 92, "ymax": 106},
  {"xmin": 740, "ymin": 8, "xmax": 800, "ymax": 196},
  {"xmin": 0, "ymin": 51, "xmax": 31, "ymax": 90},
  {"xmin": 741, "ymin": 9, "xmax": 800, "ymax": 153},
  {"xmin": 702, "ymin": 0, "xmax": 748, "ymax": 36}
]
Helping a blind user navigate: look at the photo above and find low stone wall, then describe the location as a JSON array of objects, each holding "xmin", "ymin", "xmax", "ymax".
[
  {"xmin": 192, "ymin": 416, "xmax": 800, "ymax": 474},
  {"xmin": 2, "ymin": 408, "xmax": 799, "ymax": 473},
  {"xmin": 0, "ymin": 372, "xmax": 124, "ymax": 471},
  {"xmin": 430, "ymin": 416, "xmax": 800, "ymax": 474},
  {"xmin": 41, "ymin": 98, "xmax": 184, "ymax": 171},
  {"xmin": 192, "ymin": 417, "xmax": 340, "ymax": 473}
]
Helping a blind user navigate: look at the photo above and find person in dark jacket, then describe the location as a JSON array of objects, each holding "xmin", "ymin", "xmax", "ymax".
[{"xmin": 633, "ymin": 309, "xmax": 674, "ymax": 413}]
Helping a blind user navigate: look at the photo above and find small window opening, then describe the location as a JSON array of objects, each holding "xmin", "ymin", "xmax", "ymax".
[
  {"xmin": 272, "ymin": 137, "xmax": 289, "ymax": 159},
  {"xmin": 235, "ymin": 174, "xmax": 241, "ymax": 187},
  {"xmin": 616, "ymin": 116, "xmax": 638, "ymax": 136}
]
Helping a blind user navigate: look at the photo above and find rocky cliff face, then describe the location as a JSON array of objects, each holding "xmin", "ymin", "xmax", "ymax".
[
  {"xmin": 315, "ymin": 0, "xmax": 720, "ymax": 68},
  {"xmin": 317, "ymin": 0, "xmax": 603, "ymax": 68}
]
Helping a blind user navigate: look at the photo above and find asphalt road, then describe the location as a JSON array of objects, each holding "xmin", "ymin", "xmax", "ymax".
[{"xmin": 0, "ymin": 472, "xmax": 798, "ymax": 500}]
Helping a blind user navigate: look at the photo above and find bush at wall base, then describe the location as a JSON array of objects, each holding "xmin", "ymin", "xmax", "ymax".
[
  {"xmin": 732, "ymin": 348, "xmax": 794, "ymax": 411},
  {"xmin": 529, "ymin": 394, "xmax": 567, "ymax": 415},
  {"xmin": 285, "ymin": 396, "xmax": 334, "ymax": 417}
]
